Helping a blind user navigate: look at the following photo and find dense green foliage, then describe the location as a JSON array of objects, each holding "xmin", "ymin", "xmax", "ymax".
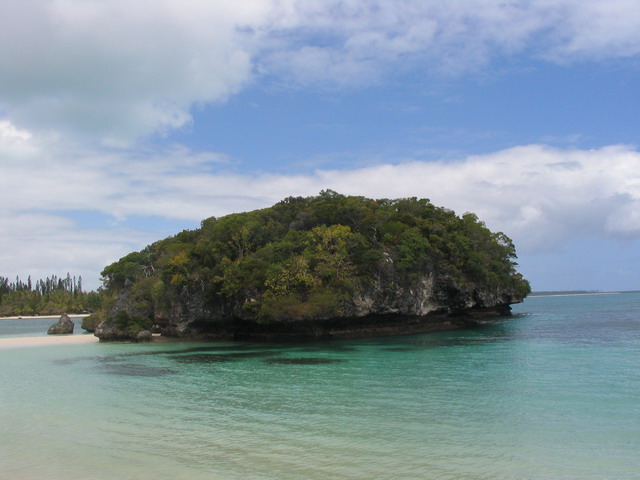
[
  {"xmin": 99, "ymin": 192, "xmax": 530, "ymax": 324},
  {"xmin": 0, "ymin": 274, "xmax": 103, "ymax": 316}
]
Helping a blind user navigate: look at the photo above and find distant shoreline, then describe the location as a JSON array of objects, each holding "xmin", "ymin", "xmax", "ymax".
[
  {"xmin": 528, "ymin": 291, "xmax": 622, "ymax": 298},
  {"xmin": 0, "ymin": 313, "xmax": 91, "ymax": 321}
]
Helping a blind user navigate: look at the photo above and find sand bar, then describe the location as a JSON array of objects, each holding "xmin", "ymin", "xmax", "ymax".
[
  {"xmin": 0, "ymin": 334, "xmax": 99, "ymax": 349},
  {"xmin": 0, "ymin": 314, "xmax": 91, "ymax": 321}
]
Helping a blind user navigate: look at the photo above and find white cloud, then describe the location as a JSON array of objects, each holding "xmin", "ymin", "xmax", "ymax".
[
  {"xmin": 0, "ymin": 121, "xmax": 31, "ymax": 142},
  {"xmin": 2, "ymin": 125, "xmax": 640, "ymax": 287},
  {"xmin": 2, "ymin": 1, "xmax": 640, "ymax": 289},
  {"xmin": 0, "ymin": 0, "xmax": 264, "ymax": 143},
  {"xmin": 1, "ymin": 1, "xmax": 640, "ymax": 143},
  {"xmin": 542, "ymin": 0, "xmax": 640, "ymax": 60},
  {"xmin": 308, "ymin": 145, "xmax": 640, "ymax": 252},
  {"xmin": 0, "ymin": 211, "xmax": 157, "ymax": 290},
  {"xmin": 260, "ymin": 0, "xmax": 640, "ymax": 84}
]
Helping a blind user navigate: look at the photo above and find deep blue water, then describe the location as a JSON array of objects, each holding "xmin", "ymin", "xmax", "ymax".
[{"xmin": 0, "ymin": 293, "xmax": 638, "ymax": 479}]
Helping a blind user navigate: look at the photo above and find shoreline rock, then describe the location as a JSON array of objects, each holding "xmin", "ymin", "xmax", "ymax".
[
  {"xmin": 176, "ymin": 309, "xmax": 503, "ymax": 342},
  {"xmin": 81, "ymin": 314, "xmax": 101, "ymax": 332},
  {"xmin": 95, "ymin": 291, "xmax": 515, "ymax": 343},
  {"xmin": 47, "ymin": 313, "xmax": 75, "ymax": 335},
  {"xmin": 136, "ymin": 330, "xmax": 152, "ymax": 342}
]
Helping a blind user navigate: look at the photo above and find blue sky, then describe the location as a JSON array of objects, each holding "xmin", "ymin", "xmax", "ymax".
[
  {"xmin": 1, "ymin": 0, "xmax": 640, "ymax": 292},
  {"xmin": 170, "ymin": 60, "xmax": 640, "ymax": 170}
]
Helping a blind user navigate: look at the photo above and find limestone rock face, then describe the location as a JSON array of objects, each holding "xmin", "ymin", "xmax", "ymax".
[
  {"xmin": 93, "ymin": 321, "xmax": 132, "ymax": 342},
  {"xmin": 94, "ymin": 286, "xmax": 154, "ymax": 341},
  {"xmin": 47, "ymin": 313, "xmax": 75, "ymax": 335},
  {"xmin": 81, "ymin": 314, "xmax": 100, "ymax": 332},
  {"xmin": 94, "ymin": 269, "xmax": 522, "ymax": 342},
  {"xmin": 136, "ymin": 330, "xmax": 152, "ymax": 342}
]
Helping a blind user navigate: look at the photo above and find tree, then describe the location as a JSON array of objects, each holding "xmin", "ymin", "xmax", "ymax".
[{"xmin": 95, "ymin": 192, "xmax": 531, "ymax": 325}]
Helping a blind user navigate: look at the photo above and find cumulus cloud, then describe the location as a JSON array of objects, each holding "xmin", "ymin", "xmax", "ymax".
[
  {"xmin": 260, "ymin": 0, "xmax": 640, "ymax": 84},
  {"xmin": 1, "ymin": 1, "xmax": 640, "ymax": 143},
  {"xmin": 0, "ymin": 0, "xmax": 264, "ymax": 143},
  {"xmin": 543, "ymin": 0, "xmax": 640, "ymax": 60},
  {"xmin": 319, "ymin": 145, "xmax": 640, "ymax": 251},
  {"xmin": 2, "ymin": 1, "xmax": 640, "ymax": 289},
  {"xmin": 2, "ymin": 122, "xmax": 640, "ymax": 287},
  {"xmin": 0, "ymin": 211, "xmax": 154, "ymax": 290}
]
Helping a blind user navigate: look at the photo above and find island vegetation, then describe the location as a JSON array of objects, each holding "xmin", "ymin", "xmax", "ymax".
[
  {"xmin": 0, "ymin": 274, "xmax": 103, "ymax": 317},
  {"xmin": 91, "ymin": 191, "xmax": 530, "ymax": 341}
]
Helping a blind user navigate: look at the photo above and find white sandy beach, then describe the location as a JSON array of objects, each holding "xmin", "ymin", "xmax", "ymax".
[
  {"xmin": 0, "ymin": 334, "xmax": 99, "ymax": 349},
  {"xmin": 0, "ymin": 314, "xmax": 91, "ymax": 321}
]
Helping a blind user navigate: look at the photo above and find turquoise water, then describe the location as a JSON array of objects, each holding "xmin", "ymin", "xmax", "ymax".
[
  {"xmin": 1, "ymin": 294, "xmax": 638, "ymax": 479},
  {"xmin": 0, "ymin": 315, "xmax": 88, "ymax": 337}
]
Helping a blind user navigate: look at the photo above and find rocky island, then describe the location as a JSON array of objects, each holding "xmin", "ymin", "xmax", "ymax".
[{"xmin": 88, "ymin": 191, "xmax": 530, "ymax": 341}]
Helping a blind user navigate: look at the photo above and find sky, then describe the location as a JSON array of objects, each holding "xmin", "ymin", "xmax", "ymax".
[{"xmin": 2, "ymin": 0, "xmax": 640, "ymax": 292}]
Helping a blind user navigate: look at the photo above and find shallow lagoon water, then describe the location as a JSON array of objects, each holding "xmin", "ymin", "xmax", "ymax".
[{"xmin": 1, "ymin": 293, "xmax": 639, "ymax": 479}]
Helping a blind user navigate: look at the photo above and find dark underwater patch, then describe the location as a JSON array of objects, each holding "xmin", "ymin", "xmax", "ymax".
[
  {"xmin": 264, "ymin": 357, "xmax": 343, "ymax": 365},
  {"xmin": 98, "ymin": 363, "xmax": 178, "ymax": 377},
  {"xmin": 169, "ymin": 353, "xmax": 237, "ymax": 364},
  {"xmin": 168, "ymin": 350, "xmax": 277, "ymax": 364},
  {"xmin": 382, "ymin": 347, "xmax": 421, "ymax": 352},
  {"xmin": 123, "ymin": 343, "xmax": 285, "ymax": 357},
  {"xmin": 52, "ymin": 355, "xmax": 129, "ymax": 366},
  {"xmin": 291, "ymin": 344, "xmax": 358, "ymax": 353},
  {"xmin": 52, "ymin": 357, "xmax": 83, "ymax": 365}
]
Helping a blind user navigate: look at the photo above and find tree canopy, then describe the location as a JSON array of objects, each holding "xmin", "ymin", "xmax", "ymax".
[
  {"xmin": 99, "ymin": 192, "xmax": 530, "ymax": 329},
  {"xmin": 0, "ymin": 273, "xmax": 102, "ymax": 316}
]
